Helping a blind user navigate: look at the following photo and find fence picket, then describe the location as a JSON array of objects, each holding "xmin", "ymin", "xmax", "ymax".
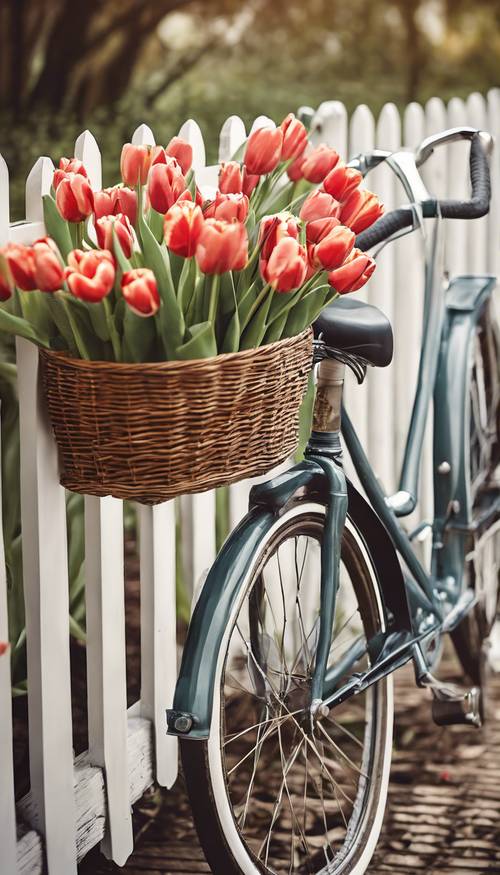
[
  {"xmin": 139, "ymin": 502, "xmax": 178, "ymax": 788},
  {"xmin": 367, "ymin": 103, "xmax": 401, "ymax": 493},
  {"xmin": 0, "ymin": 154, "xmax": 10, "ymax": 243},
  {"xmin": 218, "ymin": 115, "xmax": 246, "ymax": 163},
  {"xmin": 178, "ymin": 119, "xmax": 206, "ymax": 172},
  {"xmin": 394, "ymin": 102, "xmax": 426, "ymax": 481},
  {"xmin": 0, "ymin": 420, "xmax": 17, "ymax": 875},
  {"xmin": 466, "ymin": 93, "xmax": 489, "ymax": 275},
  {"xmin": 446, "ymin": 97, "xmax": 469, "ymax": 277},
  {"xmin": 85, "ymin": 496, "xmax": 133, "ymax": 865},
  {"xmin": 16, "ymin": 337, "xmax": 78, "ymax": 874},
  {"xmin": 487, "ymin": 88, "xmax": 500, "ymax": 283},
  {"xmin": 74, "ymin": 130, "xmax": 102, "ymax": 191},
  {"xmin": 132, "ymin": 124, "xmax": 156, "ymax": 147},
  {"xmin": 347, "ymin": 105, "xmax": 375, "ymax": 458}
]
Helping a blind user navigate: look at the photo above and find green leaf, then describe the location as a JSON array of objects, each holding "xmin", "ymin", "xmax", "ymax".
[
  {"xmin": 123, "ymin": 306, "xmax": 156, "ymax": 362},
  {"xmin": 112, "ymin": 228, "xmax": 133, "ymax": 275},
  {"xmin": 42, "ymin": 195, "xmax": 73, "ymax": 259},
  {"xmin": 147, "ymin": 207, "xmax": 165, "ymax": 243},
  {"xmin": 240, "ymin": 288, "xmax": 273, "ymax": 349},
  {"xmin": 0, "ymin": 306, "xmax": 50, "ymax": 346},
  {"xmin": 138, "ymin": 209, "xmax": 184, "ymax": 357},
  {"xmin": 175, "ymin": 321, "xmax": 217, "ymax": 360},
  {"xmin": 177, "ymin": 257, "xmax": 197, "ymax": 318}
]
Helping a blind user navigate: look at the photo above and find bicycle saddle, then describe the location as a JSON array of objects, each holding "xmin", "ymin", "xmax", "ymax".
[{"xmin": 313, "ymin": 297, "xmax": 393, "ymax": 367}]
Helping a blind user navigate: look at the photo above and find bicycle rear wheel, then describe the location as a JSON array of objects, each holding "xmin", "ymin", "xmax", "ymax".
[
  {"xmin": 181, "ymin": 503, "xmax": 393, "ymax": 875},
  {"xmin": 452, "ymin": 301, "xmax": 500, "ymax": 684}
]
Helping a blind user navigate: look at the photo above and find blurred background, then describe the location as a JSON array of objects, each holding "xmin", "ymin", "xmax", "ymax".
[{"xmin": 1, "ymin": 0, "xmax": 499, "ymax": 219}]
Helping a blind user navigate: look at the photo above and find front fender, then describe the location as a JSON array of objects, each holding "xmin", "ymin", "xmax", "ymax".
[{"xmin": 169, "ymin": 460, "xmax": 412, "ymax": 740}]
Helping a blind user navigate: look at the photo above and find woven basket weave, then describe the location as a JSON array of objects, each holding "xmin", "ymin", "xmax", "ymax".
[{"xmin": 39, "ymin": 328, "xmax": 313, "ymax": 504}]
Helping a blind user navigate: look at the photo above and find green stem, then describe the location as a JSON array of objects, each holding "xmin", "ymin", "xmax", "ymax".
[
  {"xmin": 103, "ymin": 297, "xmax": 122, "ymax": 362},
  {"xmin": 241, "ymin": 282, "xmax": 271, "ymax": 331},
  {"xmin": 62, "ymin": 299, "xmax": 91, "ymax": 359},
  {"xmin": 208, "ymin": 274, "xmax": 220, "ymax": 325}
]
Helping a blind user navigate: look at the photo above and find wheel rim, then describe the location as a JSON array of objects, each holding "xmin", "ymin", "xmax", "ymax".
[{"xmin": 218, "ymin": 513, "xmax": 385, "ymax": 874}]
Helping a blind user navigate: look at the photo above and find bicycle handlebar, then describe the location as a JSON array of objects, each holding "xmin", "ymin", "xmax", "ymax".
[{"xmin": 355, "ymin": 131, "xmax": 492, "ymax": 252}]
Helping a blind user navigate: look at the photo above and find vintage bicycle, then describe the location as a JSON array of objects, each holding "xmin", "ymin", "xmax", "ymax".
[{"xmin": 167, "ymin": 127, "xmax": 499, "ymax": 874}]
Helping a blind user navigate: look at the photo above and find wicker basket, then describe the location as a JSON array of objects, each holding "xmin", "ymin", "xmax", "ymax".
[{"xmin": 39, "ymin": 328, "xmax": 313, "ymax": 504}]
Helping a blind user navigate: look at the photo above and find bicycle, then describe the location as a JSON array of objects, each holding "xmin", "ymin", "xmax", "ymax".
[{"xmin": 167, "ymin": 127, "xmax": 500, "ymax": 875}]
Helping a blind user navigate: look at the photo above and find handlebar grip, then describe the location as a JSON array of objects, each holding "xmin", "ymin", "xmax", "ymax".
[
  {"xmin": 355, "ymin": 207, "xmax": 414, "ymax": 251},
  {"xmin": 438, "ymin": 133, "xmax": 491, "ymax": 219}
]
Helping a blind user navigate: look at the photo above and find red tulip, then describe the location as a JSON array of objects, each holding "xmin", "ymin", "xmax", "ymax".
[
  {"xmin": 300, "ymin": 189, "xmax": 341, "ymax": 222},
  {"xmin": 301, "ymin": 144, "xmax": 339, "ymax": 183},
  {"xmin": 120, "ymin": 144, "xmax": 151, "ymax": 186},
  {"xmin": 121, "ymin": 268, "xmax": 160, "ymax": 317},
  {"xmin": 242, "ymin": 167, "xmax": 260, "ymax": 197},
  {"xmin": 165, "ymin": 137, "xmax": 193, "ymax": 175},
  {"xmin": 53, "ymin": 157, "xmax": 88, "ymax": 190},
  {"xmin": 261, "ymin": 236, "xmax": 308, "ymax": 293},
  {"xmin": 3, "ymin": 243, "xmax": 36, "ymax": 290},
  {"xmin": 219, "ymin": 161, "xmax": 243, "ymax": 194},
  {"xmin": 340, "ymin": 188, "xmax": 384, "ymax": 234},
  {"xmin": 32, "ymin": 238, "xmax": 65, "ymax": 291},
  {"xmin": 164, "ymin": 200, "xmax": 204, "ymax": 258},
  {"xmin": 65, "ymin": 249, "xmax": 115, "ymax": 302},
  {"xmin": 259, "ymin": 213, "xmax": 299, "ymax": 261},
  {"xmin": 308, "ymin": 224, "xmax": 355, "ymax": 271},
  {"xmin": 95, "ymin": 213, "xmax": 134, "ymax": 259},
  {"xmin": 56, "ymin": 172, "xmax": 94, "ymax": 222},
  {"xmin": 0, "ymin": 256, "xmax": 13, "ymax": 301},
  {"xmin": 94, "ymin": 186, "xmax": 137, "ymax": 225},
  {"xmin": 148, "ymin": 159, "xmax": 187, "ymax": 214},
  {"xmin": 280, "ymin": 113, "xmax": 308, "ymax": 161},
  {"xmin": 204, "ymin": 192, "xmax": 249, "ymax": 223},
  {"xmin": 328, "ymin": 248, "xmax": 376, "ymax": 294},
  {"xmin": 196, "ymin": 219, "xmax": 248, "ymax": 274},
  {"xmin": 244, "ymin": 125, "xmax": 283, "ymax": 175},
  {"xmin": 305, "ymin": 216, "xmax": 340, "ymax": 244},
  {"xmin": 323, "ymin": 163, "xmax": 363, "ymax": 202},
  {"xmin": 287, "ymin": 154, "xmax": 306, "ymax": 182}
]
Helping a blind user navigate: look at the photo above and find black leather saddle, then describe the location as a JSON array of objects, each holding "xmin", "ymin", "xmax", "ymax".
[{"xmin": 313, "ymin": 297, "xmax": 393, "ymax": 368}]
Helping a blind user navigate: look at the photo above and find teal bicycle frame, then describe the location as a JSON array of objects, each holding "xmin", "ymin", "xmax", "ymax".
[{"xmin": 168, "ymin": 143, "xmax": 499, "ymax": 742}]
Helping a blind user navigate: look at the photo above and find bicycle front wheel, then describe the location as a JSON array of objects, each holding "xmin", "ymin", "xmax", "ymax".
[{"xmin": 181, "ymin": 503, "xmax": 393, "ymax": 875}]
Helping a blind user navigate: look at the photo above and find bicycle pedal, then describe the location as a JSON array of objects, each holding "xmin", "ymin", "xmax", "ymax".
[{"xmin": 431, "ymin": 686, "xmax": 482, "ymax": 728}]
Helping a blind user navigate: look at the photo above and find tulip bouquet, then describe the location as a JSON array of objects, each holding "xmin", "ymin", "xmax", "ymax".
[{"xmin": 0, "ymin": 115, "xmax": 382, "ymax": 363}]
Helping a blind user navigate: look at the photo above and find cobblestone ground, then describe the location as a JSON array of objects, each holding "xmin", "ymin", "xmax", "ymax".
[{"xmin": 81, "ymin": 653, "xmax": 500, "ymax": 874}]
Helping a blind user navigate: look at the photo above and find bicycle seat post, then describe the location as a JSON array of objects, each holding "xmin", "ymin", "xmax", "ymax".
[{"xmin": 306, "ymin": 356, "xmax": 345, "ymax": 459}]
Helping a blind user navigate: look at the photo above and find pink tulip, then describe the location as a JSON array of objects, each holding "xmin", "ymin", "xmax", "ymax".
[
  {"xmin": 196, "ymin": 219, "xmax": 248, "ymax": 274},
  {"xmin": 56, "ymin": 173, "xmax": 94, "ymax": 222},
  {"xmin": 65, "ymin": 249, "xmax": 115, "ymax": 302},
  {"xmin": 164, "ymin": 200, "xmax": 205, "ymax": 258},
  {"xmin": 121, "ymin": 268, "xmax": 160, "ymax": 317},
  {"xmin": 95, "ymin": 214, "xmax": 134, "ymax": 259},
  {"xmin": 204, "ymin": 192, "xmax": 249, "ymax": 223}
]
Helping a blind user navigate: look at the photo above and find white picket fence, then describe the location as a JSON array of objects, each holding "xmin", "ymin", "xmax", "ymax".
[{"xmin": 0, "ymin": 88, "xmax": 498, "ymax": 874}]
